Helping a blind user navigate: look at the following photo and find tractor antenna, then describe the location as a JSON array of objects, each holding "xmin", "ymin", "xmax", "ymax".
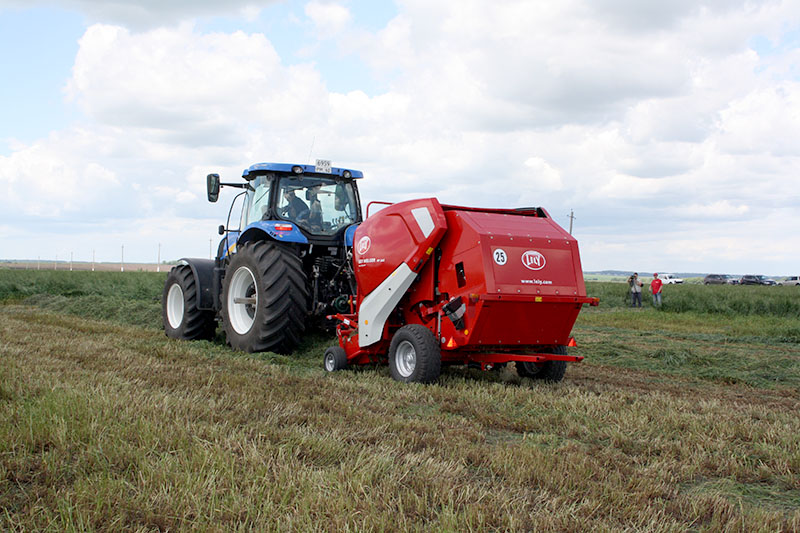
[{"xmin": 307, "ymin": 136, "xmax": 316, "ymax": 163}]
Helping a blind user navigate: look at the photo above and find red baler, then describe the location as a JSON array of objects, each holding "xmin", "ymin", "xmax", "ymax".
[{"xmin": 324, "ymin": 198, "xmax": 598, "ymax": 383}]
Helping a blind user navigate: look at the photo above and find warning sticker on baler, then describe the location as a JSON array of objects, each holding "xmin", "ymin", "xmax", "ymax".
[{"xmin": 493, "ymin": 248, "xmax": 508, "ymax": 265}]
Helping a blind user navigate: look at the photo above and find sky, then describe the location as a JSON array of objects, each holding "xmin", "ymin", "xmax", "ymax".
[{"xmin": 1, "ymin": 0, "xmax": 799, "ymax": 275}]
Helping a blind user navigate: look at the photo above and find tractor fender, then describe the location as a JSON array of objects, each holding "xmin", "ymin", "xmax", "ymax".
[
  {"xmin": 345, "ymin": 224, "xmax": 360, "ymax": 247},
  {"xmin": 176, "ymin": 258, "xmax": 216, "ymax": 311},
  {"xmin": 237, "ymin": 221, "xmax": 309, "ymax": 246},
  {"xmin": 217, "ymin": 232, "xmax": 239, "ymax": 260}
]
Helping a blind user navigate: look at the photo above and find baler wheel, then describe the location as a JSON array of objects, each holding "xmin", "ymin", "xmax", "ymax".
[
  {"xmin": 516, "ymin": 345, "xmax": 568, "ymax": 383},
  {"xmin": 221, "ymin": 241, "xmax": 308, "ymax": 354},
  {"xmin": 162, "ymin": 265, "xmax": 216, "ymax": 340},
  {"xmin": 323, "ymin": 346, "xmax": 348, "ymax": 372},
  {"xmin": 388, "ymin": 324, "xmax": 441, "ymax": 384}
]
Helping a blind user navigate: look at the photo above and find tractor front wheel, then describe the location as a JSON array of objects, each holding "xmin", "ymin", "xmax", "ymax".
[
  {"xmin": 221, "ymin": 241, "xmax": 308, "ymax": 354},
  {"xmin": 388, "ymin": 324, "xmax": 441, "ymax": 384},
  {"xmin": 516, "ymin": 345, "xmax": 568, "ymax": 382},
  {"xmin": 162, "ymin": 265, "xmax": 216, "ymax": 340}
]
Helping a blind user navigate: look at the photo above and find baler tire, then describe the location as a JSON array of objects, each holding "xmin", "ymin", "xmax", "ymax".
[
  {"xmin": 516, "ymin": 345, "xmax": 568, "ymax": 383},
  {"xmin": 324, "ymin": 346, "xmax": 348, "ymax": 372},
  {"xmin": 162, "ymin": 265, "xmax": 216, "ymax": 341},
  {"xmin": 388, "ymin": 324, "xmax": 441, "ymax": 384},
  {"xmin": 221, "ymin": 241, "xmax": 308, "ymax": 354}
]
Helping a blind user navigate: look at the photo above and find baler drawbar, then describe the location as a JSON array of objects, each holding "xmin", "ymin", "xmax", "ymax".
[{"xmin": 324, "ymin": 198, "xmax": 598, "ymax": 383}]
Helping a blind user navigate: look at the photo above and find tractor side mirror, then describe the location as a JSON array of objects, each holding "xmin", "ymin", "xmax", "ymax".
[
  {"xmin": 218, "ymin": 225, "xmax": 225, "ymax": 235},
  {"xmin": 207, "ymin": 173, "xmax": 220, "ymax": 202}
]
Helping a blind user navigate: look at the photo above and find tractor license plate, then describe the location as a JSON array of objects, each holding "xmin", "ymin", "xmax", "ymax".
[{"xmin": 315, "ymin": 159, "xmax": 332, "ymax": 174}]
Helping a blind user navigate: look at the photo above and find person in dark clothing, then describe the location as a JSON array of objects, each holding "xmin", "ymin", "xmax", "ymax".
[
  {"xmin": 281, "ymin": 189, "xmax": 309, "ymax": 221},
  {"xmin": 305, "ymin": 185, "xmax": 323, "ymax": 229}
]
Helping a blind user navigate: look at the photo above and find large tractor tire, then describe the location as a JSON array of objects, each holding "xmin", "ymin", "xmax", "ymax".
[
  {"xmin": 221, "ymin": 241, "xmax": 308, "ymax": 354},
  {"xmin": 162, "ymin": 265, "xmax": 216, "ymax": 340},
  {"xmin": 516, "ymin": 345, "xmax": 568, "ymax": 382},
  {"xmin": 388, "ymin": 324, "xmax": 441, "ymax": 384}
]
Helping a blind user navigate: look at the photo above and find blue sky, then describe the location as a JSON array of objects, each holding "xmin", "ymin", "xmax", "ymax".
[
  {"xmin": 0, "ymin": 7, "xmax": 84, "ymax": 149},
  {"xmin": 1, "ymin": 0, "xmax": 799, "ymax": 275}
]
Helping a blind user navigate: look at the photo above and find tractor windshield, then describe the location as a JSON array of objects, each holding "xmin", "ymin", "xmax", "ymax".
[{"xmin": 276, "ymin": 176, "xmax": 359, "ymax": 235}]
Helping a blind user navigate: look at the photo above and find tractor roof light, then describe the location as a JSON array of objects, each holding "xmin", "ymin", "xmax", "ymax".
[
  {"xmin": 343, "ymin": 170, "xmax": 352, "ymax": 178},
  {"xmin": 292, "ymin": 165, "xmax": 304, "ymax": 174}
]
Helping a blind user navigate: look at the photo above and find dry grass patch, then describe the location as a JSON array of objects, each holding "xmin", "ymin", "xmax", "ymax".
[{"xmin": 2, "ymin": 304, "xmax": 800, "ymax": 531}]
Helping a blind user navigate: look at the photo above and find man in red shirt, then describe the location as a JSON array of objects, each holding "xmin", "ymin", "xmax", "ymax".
[{"xmin": 650, "ymin": 273, "xmax": 663, "ymax": 306}]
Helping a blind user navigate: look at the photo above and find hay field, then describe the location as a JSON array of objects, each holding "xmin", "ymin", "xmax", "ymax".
[{"xmin": 1, "ymin": 271, "xmax": 799, "ymax": 531}]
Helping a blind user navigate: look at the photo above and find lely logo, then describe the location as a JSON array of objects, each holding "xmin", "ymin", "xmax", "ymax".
[
  {"xmin": 521, "ymin": 250, "xmax": 546, "ymax": 271},
  {"xmin": 357, "ymin": 236, "xmax": 371, "ymax": 255}
]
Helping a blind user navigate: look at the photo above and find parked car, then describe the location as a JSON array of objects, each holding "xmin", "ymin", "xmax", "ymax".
[
  {"xmin": 660, "ymin": 274, "xmax": 684, "ymax": 284},
  {"xmin": 703, "ymin": 274, "xmax": 727, "ymax": 285},
  {"xmin": 726, "ymin": 275, "xmax": 739, "ymax": 285},
  {"xmin": 779, "ymin": 276, "xmax": 800, "ymax": 286},
  {"xmin": 739, "ymin": 275, "xmax": 777, "ymax": 286}
]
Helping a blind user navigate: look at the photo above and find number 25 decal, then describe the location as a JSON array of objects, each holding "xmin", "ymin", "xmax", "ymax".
[{"xmin": 493, "ymin": 248, "xmax": 507, "ymax": 266}]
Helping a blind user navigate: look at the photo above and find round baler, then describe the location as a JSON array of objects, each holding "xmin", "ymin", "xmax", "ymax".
[{"xmin": 325, "ymin": 198, "xmax": 598, "ymax": 383}]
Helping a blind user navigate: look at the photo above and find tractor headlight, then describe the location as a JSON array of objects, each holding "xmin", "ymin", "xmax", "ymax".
[
  {"xmin": 292, "ymin": 165, "xmax": 303, "ymax": 174},
  {"xmin": 343, "ymin": 170, "xmax": 351, "ymax": 178}
]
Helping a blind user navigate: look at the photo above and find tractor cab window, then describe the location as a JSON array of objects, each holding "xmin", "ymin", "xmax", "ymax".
[
  {"xmin": 277, "ymin": 176, "xmax": 359, "ymax": 235},
  {"xmin": 242, "ymin": 175, "xmax": 271, "ymax": 227}
]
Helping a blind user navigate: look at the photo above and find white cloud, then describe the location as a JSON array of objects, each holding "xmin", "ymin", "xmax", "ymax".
[
  {"xmin": 304, "ymin": 1, "xmax": 352, "ymax": 37},
  {"xmin": 1, "ymin": 0, "xmax": 800, "ymax": 273},
  {"xmin": 523, "ymin": 157, "xmax": 563, "ymax": 191},
  {"xmin": 0, "ymin": 0, "xmax": 281, "ymax": 29},
  {"xmin": 0, "ymin": 130, "xmax": 119, "ymax": 218},
  {"xmin": 674, "ymin": 200, "xmax": 750, "ymax": 218},
  {"xmin": 715, "ymin": 84, "xmax": 800, "ymax": 157}
]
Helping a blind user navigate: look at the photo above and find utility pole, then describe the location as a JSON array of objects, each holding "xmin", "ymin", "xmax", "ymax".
[
  {"xmin": 121, "ymin": 245, "xmax": 124, "ymax": 272},
  {"xmin": 157, "ymin": 243, "xmax": 161, "ymax": 272},
  {"xmin": 567, "ymin": 209, "xmax": 576, "ymax": 235}
]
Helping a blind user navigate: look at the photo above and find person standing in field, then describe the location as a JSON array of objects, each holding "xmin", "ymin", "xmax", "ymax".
[
  {"xmin": 650, "ymin": 273, "xmax": 663, "ymax": 307},
  {"xmin": 628, "ymin": 272, "xmax": 643, "ymax": 307}
]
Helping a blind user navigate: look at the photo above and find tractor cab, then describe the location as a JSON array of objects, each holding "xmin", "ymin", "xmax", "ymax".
[
  {"xmin": 263, "ymin": 174, "xmax": 359, "ymax": 237},
  {"xmin": 209, "ymin": 162, "xmax": 363, "ymax": 246}
]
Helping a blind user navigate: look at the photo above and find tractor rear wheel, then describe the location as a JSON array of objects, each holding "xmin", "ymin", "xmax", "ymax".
[
  {"xmin": 162, "ymin": 265, "xmax": 216, "ymax": 340},
  {"xmin": 221, "ymin": 241, "xmax": 308, "ymax": 354},
  {"xmin": 388, "ymin": 324, "xmax": 441, "ymax": 384},
  {"xmin": 516, "ymin": 345, "xmax": 568, "ymax": 382}
]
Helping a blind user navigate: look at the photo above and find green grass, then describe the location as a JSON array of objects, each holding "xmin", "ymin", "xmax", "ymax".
[
  {"xmin": 1, "ymin": 270, "xmax": 799, "ymax": 530},
  {"xmin": 587, "ymin": 280, "xmax": 800, "ymax": 316},
  {"xmin": 0, "ymin": 270, "xmax": 165, "ymax": 303}
]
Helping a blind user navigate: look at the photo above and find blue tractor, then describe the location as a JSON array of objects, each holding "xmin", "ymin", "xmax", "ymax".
[{"xmin": 162, "ymin": 162, "xmax": 364, "ymax": 354}]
